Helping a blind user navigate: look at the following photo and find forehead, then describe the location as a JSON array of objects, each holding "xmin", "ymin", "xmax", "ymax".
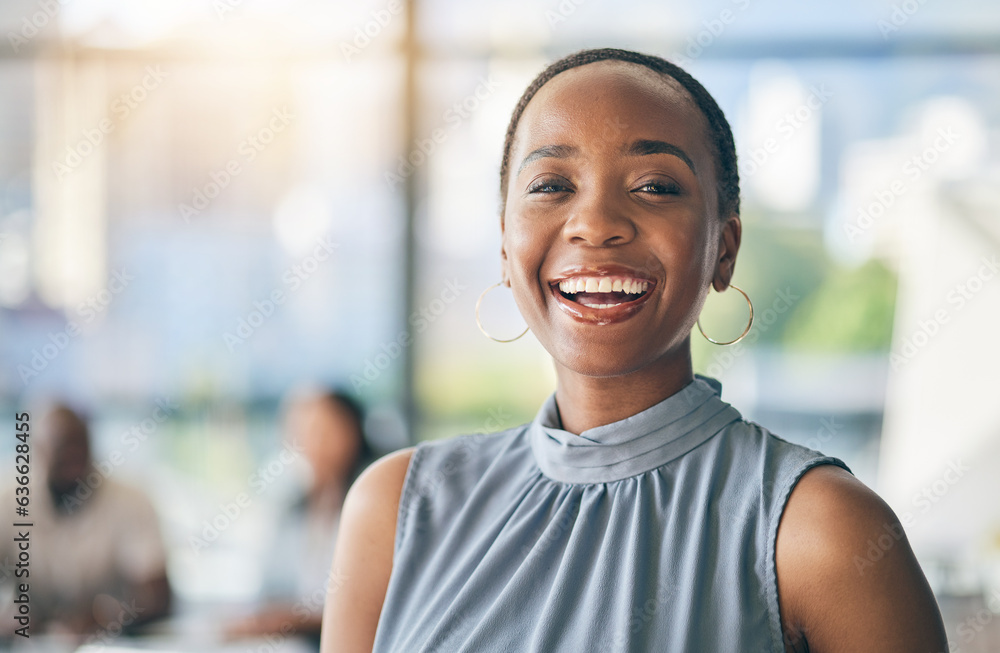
[
  {"xmin": 513, "ymin": 60, "xmax": 711, "ymax": 162},
  {"xmin": 291, "ymin": 396, "xmax": 353, "ymax": 425}
]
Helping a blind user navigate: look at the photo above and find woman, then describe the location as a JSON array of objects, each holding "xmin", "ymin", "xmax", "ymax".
[
  {"xmin": 321, "ymin": 49, "xmax": 948, "ymax": 652},
  {"xmin": 227, "ymin": 388, "xmax": 373, "ymax": 645}
]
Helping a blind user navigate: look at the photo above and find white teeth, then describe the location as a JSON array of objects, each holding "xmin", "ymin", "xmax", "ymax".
[
  {"xmin": 624, "ymin": 280, "xmax": 647, "ymax": 294},
  {"xmin": 555, "ymin": 276, "xmax": 651, "ymax": 296}
]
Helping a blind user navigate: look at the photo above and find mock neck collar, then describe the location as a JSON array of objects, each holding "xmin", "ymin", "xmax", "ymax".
[{"xmin": 528, "ymin": 375, "xmax": 742, "ymax": 484}]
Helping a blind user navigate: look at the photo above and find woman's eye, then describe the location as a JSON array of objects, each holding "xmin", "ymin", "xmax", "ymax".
[
  {"xmin": 527, "ymin": 179, "xmax": 570, "ymax": 194},
  {"xmin": 633, "ymin": 181, "xmax": 681, "ymax": 195}
]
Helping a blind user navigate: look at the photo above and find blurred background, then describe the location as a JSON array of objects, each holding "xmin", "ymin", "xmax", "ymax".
[{"xmin": 0, "ymin": 0, "xmax": 998, "ymax": 650}]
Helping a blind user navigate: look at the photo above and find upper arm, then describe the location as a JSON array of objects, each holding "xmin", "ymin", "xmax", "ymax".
[
  {"xmin": 775, "ymin": 464, "xmax": 948, "ymax": 653},
  {"xmin": 320, "ymin": 446, "xmax": 415, "ymax": 653}
]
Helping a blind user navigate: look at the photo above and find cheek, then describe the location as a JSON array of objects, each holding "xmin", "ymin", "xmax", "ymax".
[
  {"xmin": 325, "ymin": 440, "xmax": 357, "ymax": 468},
  {"xmin": 669, "ymin": 229, "xmax": 710, "ymax": 276},
  {"xmin": 503, "ymin": 216, "xmax": 547, "ymax": 282},
  {"xmin": 646, "ymin": 219, "xmax": 717, "ymax": 305},
  {"xmin": 684, "ymin": 237, "xmax": 719, "ymax": 319},
  {"xmin": 502, "ymin": 220, "xmax": 555, "ymax": 323}
]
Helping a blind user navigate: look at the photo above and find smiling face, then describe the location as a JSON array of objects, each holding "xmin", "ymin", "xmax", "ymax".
[{"xmin": 501, "ymin": 60, "xmax": 740, "ymax": 379}]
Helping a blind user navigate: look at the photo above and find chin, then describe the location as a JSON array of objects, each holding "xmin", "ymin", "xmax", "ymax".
[
  {"xmin": 549, "ymin": 337, "xmax": 655, "ymax": 379},
  {"xmin": 540, "ymin": 321, "xmax": 693, "ymax": 379}
]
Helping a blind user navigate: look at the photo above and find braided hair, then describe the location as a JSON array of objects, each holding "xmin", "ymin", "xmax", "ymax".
[{"xmin": 499, "ymin": 48, "xmax": 740, "ymax": 220}]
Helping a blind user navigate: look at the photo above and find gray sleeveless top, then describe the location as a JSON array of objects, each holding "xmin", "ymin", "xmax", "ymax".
[{"xmin": 372, "ymin": 376, "xmax": 850, "ymax": 652}]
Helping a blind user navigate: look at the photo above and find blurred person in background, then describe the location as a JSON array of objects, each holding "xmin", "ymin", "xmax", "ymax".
[
  {"xmin": 226, "ymin": 388, "xmax": 374, "ymax": 648},
  {"xmin": 0, "ymin": 403, "xmax": 171, "ymax": 640}
]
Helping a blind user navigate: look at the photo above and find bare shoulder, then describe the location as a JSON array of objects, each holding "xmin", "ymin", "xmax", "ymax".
[
  {"xmin": 320, "ymin": 446, "xmax": 416, "ymax": 653},
  {"xmin": 345, "ymin": 446, "xmax": 416, "ymax": 521},
  {"xmin": 775, "ymin": 464, "xmax": 948, "ymax": 653}
]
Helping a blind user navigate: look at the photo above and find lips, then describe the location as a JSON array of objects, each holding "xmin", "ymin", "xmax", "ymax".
[{"xmin": 548, "ymin": 267, "xmax": 655, "ymax": 325}]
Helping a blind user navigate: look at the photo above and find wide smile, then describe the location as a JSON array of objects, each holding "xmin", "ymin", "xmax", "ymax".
[{"xmin": 548, "ymin": 269, "xmax": 656, "ymax": 325}]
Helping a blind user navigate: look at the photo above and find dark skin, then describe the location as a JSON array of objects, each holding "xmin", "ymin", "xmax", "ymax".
[
  {"xmin": 500, "ymin": 62, "xmax": 735, "ymax": 435},
  {"xmin": 321, "ymin": 61, "xmax": 948, "ymax": 652},
  {"xmin": 38, "ymin": 410, "xmax": 172, "ymax": 635}
]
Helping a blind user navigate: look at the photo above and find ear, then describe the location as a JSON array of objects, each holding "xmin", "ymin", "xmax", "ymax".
[
  {"xmin": 712, "ymin": 214, "xmax": 742, "ymax": 292},
  {"xmin": 500, "ymin": 221, "xmax": 510, "ymax": 286}
]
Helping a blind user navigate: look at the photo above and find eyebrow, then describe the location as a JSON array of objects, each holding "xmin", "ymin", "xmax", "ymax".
[
  {"xmin": 515, "ymin": 140, "xmax": 697, "ymax": 176},
  {"xmin": 623, "ymin": 139, "xmax": 697, "ymax": 175},
  {"xmin": 516, "ymin": 144, "xmax": 578, "ymax": 175}
]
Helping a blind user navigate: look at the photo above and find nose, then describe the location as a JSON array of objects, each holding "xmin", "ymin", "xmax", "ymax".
[{"xmin": 562, "ymin": 186, "xmax": 637, "ymax": 247}]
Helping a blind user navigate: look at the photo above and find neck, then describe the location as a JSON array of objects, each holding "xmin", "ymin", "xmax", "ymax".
[
  {"xmin": 309, "ymin": 476, "xmax": 346, "ymax": 505},
  {"xmin": 553, "ymin": 342, "xmax": 694, "ymax": 434}
]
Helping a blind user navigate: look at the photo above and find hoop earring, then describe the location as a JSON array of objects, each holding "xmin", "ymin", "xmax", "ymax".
[
  {"xmin": 475, "ymin": 281, "xmax": 529, "ymax": 343},
  {"xmin": 697, "ymin": 284, "xmax": 754, "ymax": 346}
]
